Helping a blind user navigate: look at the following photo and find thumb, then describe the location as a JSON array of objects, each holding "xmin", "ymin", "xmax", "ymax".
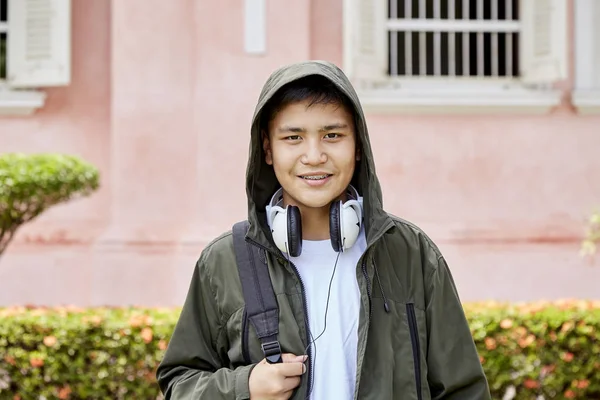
[{"xmin": 281, "ymin": 353, "xmax": 308, "ymax": 363}]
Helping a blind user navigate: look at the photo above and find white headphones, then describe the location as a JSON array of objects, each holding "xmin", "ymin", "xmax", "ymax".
[{"xmin": 265, "ymin": 186, "xmax": 363, "ymax": 257}]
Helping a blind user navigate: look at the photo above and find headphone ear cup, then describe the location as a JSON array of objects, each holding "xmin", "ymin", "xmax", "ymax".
[
  {"xmin": 338, "ymin": 200, "xmax": 361, "ymax": 251},
  {"xmin": 329, "ymin": 201, "xmax": 342, "ymax": 252},
  {"xmin": 286, "ymin": 205, "xmax": 302, "ymax": 257}
]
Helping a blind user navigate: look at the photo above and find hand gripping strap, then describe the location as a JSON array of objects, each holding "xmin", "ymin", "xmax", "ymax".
[{"xmin": 232, "ymin": 221, "xmax": 282, "ymax": 364}]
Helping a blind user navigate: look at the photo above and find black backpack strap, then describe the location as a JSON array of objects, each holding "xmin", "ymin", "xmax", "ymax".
[{"xmin": 232, "ymin": 220, "xmax": 282, "ymax": 364}]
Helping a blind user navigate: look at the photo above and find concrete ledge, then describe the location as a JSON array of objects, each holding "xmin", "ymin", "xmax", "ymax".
[
  {"xmin": 0, "ymin": 89, "xmax": 46, "ymax": 116},
  {"xmin": 358, "ymin": 87, "xmax": 562, "ymax": 115}
]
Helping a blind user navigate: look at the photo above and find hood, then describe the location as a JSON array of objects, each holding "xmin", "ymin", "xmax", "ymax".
[{"xmin": 244, "ymin": 60, "xmax": 393, "ymax": 254}]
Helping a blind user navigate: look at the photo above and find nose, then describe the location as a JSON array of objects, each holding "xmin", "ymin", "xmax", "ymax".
[{"xmin": 301, "ymin": 139, "xmax": 327, "ymax": 165}]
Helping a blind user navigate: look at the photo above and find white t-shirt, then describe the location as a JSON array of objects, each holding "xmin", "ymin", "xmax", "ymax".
[{"xmin": 289, "ymin": 226, "xmax": 367, "ymax": 400}]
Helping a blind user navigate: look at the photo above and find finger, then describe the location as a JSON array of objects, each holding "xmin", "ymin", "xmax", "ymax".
[
  {"xmin": 283, "ymin": 390, "xmax": 294, "ymax": 400},
  {"xmin": 277, "ymin": 361, "xmax": 306, "ymax": 377},
  {"xmin": 276, "ymin": 390, "xmax": 294, "ymax": 400},
  {"xmin": 281, "ymin": 353, "xmax": 308, "ymax": 363},
  {"xmin": 281, "ymin": 376, "xmax": 301, "ymax": 392}
]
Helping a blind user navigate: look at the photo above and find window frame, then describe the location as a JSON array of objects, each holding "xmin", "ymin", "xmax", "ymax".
[
  {"xmin": 0, "ymin": 0, "xmax": 70, "ymax": 116},
  {"xmin": 342, "ymin": 0, "xmax": 566, "ymax": 114},
  {"xmin": 1, "ymin": 21, "xmax": 6, "ymax": 80},
  {"xmin": 1, "ymin": 0, "xmax": 9, "ymax": 83}
]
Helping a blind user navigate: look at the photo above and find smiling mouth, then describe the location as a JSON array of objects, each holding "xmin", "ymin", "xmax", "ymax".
[{"xmin": 299, "ymin": 174, "xmax": 332, "ymax": 180}]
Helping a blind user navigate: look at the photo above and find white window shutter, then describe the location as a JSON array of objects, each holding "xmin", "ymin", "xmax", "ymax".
[
  {"xmin": 594, "ymin": 4, "xmax": 600, "ymax": 88},
  {"xmin": 519, "ymin": 0, "xmax": 567, "ymax": 84},
  {"xmin": 7, "ymin": 0, "xmax": 71, "ymax": 88},
  {"xmin": 343, "ymin": 0, "xmax": 387, "ymax": 87}
]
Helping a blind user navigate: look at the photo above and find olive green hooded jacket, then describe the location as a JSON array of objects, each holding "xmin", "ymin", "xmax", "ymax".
[{"xmin": 156, "ymin": 61, "xmax": 491, "ymax": 400}]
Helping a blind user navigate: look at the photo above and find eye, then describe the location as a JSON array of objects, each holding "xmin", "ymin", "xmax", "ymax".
[
  {"xmin": 325, "ymin": 133, "xmax": 340, "ymax": 139},
  {"xmin": 284, "ymin": 135, "xmax": 301, "ymax": 141}
]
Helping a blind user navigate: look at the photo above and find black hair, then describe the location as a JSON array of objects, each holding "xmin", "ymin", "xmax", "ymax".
[{"xmin": 259, "ymin": 75, "xmax": 357, "ymax": 134}]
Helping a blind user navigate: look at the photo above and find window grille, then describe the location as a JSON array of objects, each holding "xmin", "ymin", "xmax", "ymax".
[{"xmin": 387, "ymin": 0, "xmax": 520, "ymax": 78}]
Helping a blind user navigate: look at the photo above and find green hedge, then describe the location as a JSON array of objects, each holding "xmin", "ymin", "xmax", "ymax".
[
  {"xmin": 467, "ymin": 300, "xmax": 600, "ymax": 399},
  {"xmin": 0, "ymin": 307, "xmax": 176, "ymax": 400},
  {"xmin": 1, "ymin": 301, "xmax": 599, "ymax": 399}
]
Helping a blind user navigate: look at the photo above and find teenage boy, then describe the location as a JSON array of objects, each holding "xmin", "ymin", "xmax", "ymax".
[{"xmin": 156, "ymin": 60, "xmax": 491, "ymax": 400}]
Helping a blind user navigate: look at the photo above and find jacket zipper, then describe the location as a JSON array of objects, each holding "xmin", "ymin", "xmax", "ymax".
[
  {"xmin": 406, "ymin": 303, "xmax": 423, "ymax": 400},
  {"xmin": 241, "ymin": 307, "xmax": 251, "ymax": 364},
  {"xmin": 287, "ymin": 259, "xmax": 313, "ymax": 399},
  {"xmin": 247, "ymin": 238, "xmax": 313, "ymax": 398}
]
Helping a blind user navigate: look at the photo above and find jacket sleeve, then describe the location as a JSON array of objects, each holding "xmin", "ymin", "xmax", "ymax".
[
  {"xmin": 424, "ymin": 255, "xmax": 491, "ymax": 400},
  {"xmin": 156, "ymin": 258, "xmax": 256, "ymax": 400}
]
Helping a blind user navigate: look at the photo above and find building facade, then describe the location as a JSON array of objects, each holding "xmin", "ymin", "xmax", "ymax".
[{"xmin": 1, "ymin": 0, "xmax": 599, "ymax": 306}]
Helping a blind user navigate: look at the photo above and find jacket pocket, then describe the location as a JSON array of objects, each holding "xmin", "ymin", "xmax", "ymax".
[{"xmin": 406, "ymin": 303, "xmax": 423, "ymax": 400}]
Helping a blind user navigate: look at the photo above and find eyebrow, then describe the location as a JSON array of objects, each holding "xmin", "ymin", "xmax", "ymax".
[
  {"xmin": 320, "ymin": 123, "xmax": 348, "ymax": 132},
  {"xmin": 278, "ymin": 126, "xmax": 306, "ymax": 134},
  {"xmin": 277, "ymin": 123, "xmax": 349, "ymax": 134}
]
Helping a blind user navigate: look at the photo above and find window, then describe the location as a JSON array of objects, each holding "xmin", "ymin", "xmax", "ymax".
[
  {"xmin": 343, "ymin": 0, "xmax": 568, "ymax": 113},
  {"xmin": 387, "ymin": 0, "xmax": 519, "ymax": 79},
  {"xmin": 0, "ymin": 0, "xmax": 72, "ymax": 116}
]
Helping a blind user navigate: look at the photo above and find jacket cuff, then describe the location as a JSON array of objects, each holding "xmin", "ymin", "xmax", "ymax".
[{"xmin": 234, "ymin": 364, "xmax": 257, "ymax": 400}]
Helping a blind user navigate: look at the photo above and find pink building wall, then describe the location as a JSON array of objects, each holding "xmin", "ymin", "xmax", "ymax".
[{"xmin": 1, "ymin": 0, "xmax": 599, "ymax": 307}]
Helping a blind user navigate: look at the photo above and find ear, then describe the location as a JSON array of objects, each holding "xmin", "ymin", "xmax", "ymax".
[
  {"xmin": 262, "ymin": 130, "xmax": 273, "ymax": 165},
  {"xmin": 355, "ymin": 145, "xmax": 361, "ymax": 161}
]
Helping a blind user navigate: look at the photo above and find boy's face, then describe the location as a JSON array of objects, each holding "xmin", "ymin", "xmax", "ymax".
[{"xmin": 263, "ymin": 99, "xmax": 359, "ymax": 212}]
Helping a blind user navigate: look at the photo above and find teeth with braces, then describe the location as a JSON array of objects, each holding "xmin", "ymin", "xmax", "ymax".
[{"xmin": 302, "ymin": 175, "xmax": 329, "ymax": 180}]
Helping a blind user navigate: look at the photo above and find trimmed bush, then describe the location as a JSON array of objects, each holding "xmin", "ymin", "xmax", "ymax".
[
  {"xmin": 0, "ymin": 306, "xmax": 176, "ymax": 399},
  {"xmin": 465, "ymin": 300, "xmax": 600, "ymax": 399},
  {"xmin": 582, "ymin": 212, "xmax": 600, "ymax": 257},
  {"xmin": 0, "ymin": 301, "xmax": 599, "ymax": 399},
  {"xmin": 0, "ymin": 153, "xmax": 100, "ymax": 256}
]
